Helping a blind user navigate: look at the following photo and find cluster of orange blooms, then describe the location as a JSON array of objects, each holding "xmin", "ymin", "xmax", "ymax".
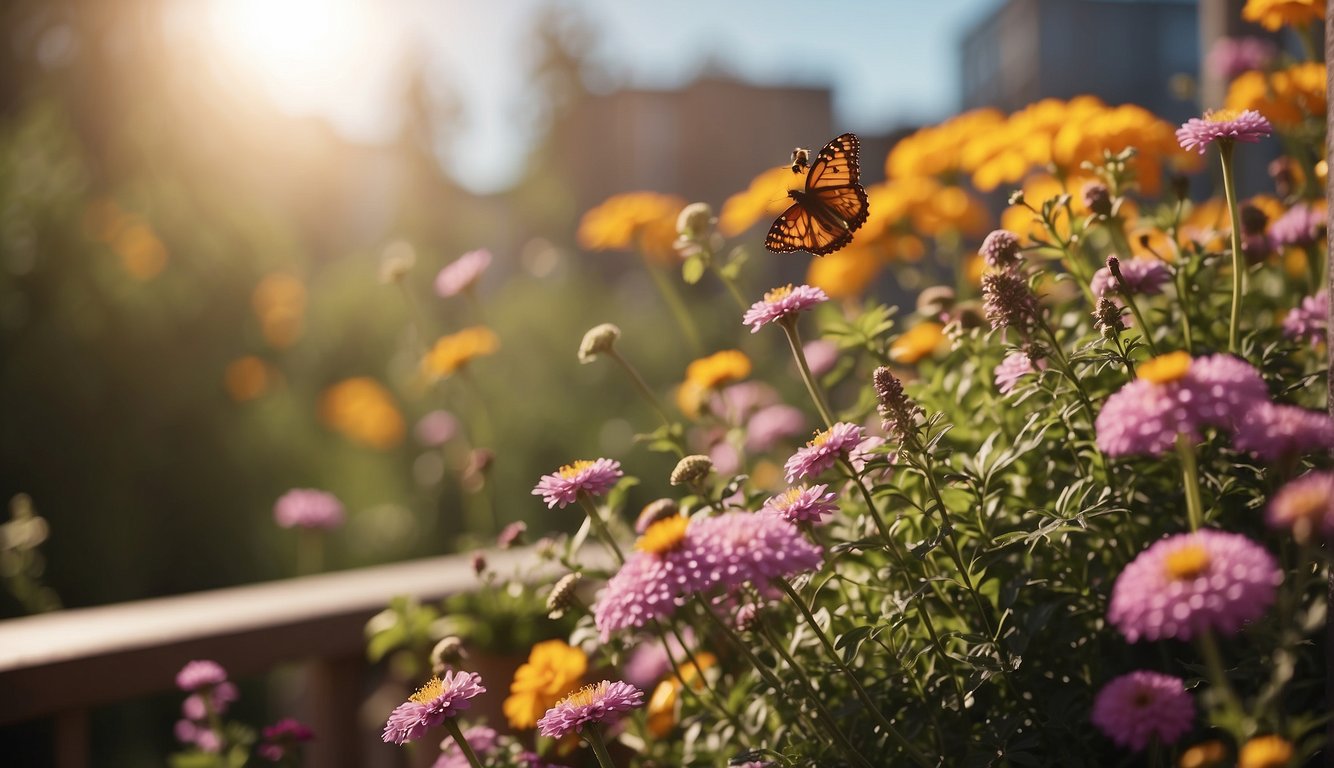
[
  {"xmin": 1242, "ymin": 0, "xmax": 1324, "ymax": 30},
  {"xmin": 1226, "ymin": 62, "xmax": 1326, "ymax": 128},
  {"xmin": 318, "ymin": 377, "xmax": 405, "ymax": 450},
  {"xmin": 82, "ymin": 198, "xmax": 170, "ymax": 280},
  {"xmin": 577, "ymin": 191, "xmax": 686, "ymax": 265}
]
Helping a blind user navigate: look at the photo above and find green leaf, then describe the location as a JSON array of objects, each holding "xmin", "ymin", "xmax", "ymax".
[{"xmin": 682, "ymin": 255, "xmax": 706, "ymax": 284}]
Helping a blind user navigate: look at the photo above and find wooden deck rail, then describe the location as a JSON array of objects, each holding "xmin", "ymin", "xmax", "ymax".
[{"xmin": 0, "ymin": 546, "xmax": 548, "ymax": 767}]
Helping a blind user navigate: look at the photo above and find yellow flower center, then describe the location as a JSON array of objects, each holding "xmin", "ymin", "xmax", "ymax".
[
  {"xmin": 409, "ymin": 677, "xmax": 444, "ymax": 704},
  {"xmin": 558, "ymin": 681, "xmax": 608, "ymax": 708},
  {"xmin": 775, "ymin": 487, "xmax": 804, "ymax": 508},
  {"xmin": 809, "ymin": 428, "xmax": 833, "ymax": 447},
  {"xmin": 636, "ymin": 515, "xmax": 690, "ymax": 555},
  {"xmin": 1204, "ymin": 108, "xmax": 1242, "ymax": 123},
  {"xmin": 1139, "ymin": 351, "xmax": 1192, "ymax": 384},
  {"xmin": 558, "ymin": 460, "xmax": 595, "ymax": 480},
  {"xmin": 1163, "ymin": 543, "xmax": 1211, "ymax": 581},
  {"xmin": 764, "ymin": 284, "xmax": 795, "ymax": 303}
]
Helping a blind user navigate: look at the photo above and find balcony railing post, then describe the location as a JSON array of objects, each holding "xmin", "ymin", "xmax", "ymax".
[
  {"xmin": 304, "ymin": 654, "xmax": 364, "ymax": 768},
  {"xmin": 54, "ymin": 708, "xmax": 89, "ymax": 768}
]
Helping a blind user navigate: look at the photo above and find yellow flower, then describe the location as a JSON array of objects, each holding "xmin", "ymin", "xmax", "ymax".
[
  {"xmin": 421, "ymin": 326, "xmax": 500, "ymax": 380},
  {"xmin": 223, "ymin": 356, "xmax": 272, "ymax": 402},
  {"xmin": 1243, "ymin": 0, "xmax": 1324, "ymax": 30},
  {"xmin": 886, "ymin": 108, "xmax": 1006, "ymax": 180},
  {"xmin": 645, "ymin": 652, "xmax": 717, "ymax": 738},
  {"xmin": 318, "ymin": 377, "xmax": 405, "ymax": 450},
  {"xmin": 252, "ymin": 273, "xmax": 307, "ymax": 349},
  {"xmin": 1179, "ymin": 741, "xmax": 1229, "ymax": 768},
  {"xmin": 684, "ymin": 350, "xmax": 752, "ymax": 390},
  {"xmin": 578, "ymin": 191, "xmax": 686, "ymax": 264},
  {"xmin": 889, "ymin": 322, "xmax": 945, "ymax": 364},
  {"xmin": 719, "ymin": 166, "xmax": 800, "ymax": 237},
  {"xmin": 503, "ymin": 639, "xmax": 588, "ymax": 730},
  {"xmin": 1238, "ymin": 734, "xmax": 1294, "ymax": 768},
  {"xmin": 806, "ymin": 242, "xmax": 883, "ymax": 299},
  {"xmin": 1226, "ymin": 63, "xmax": 1326, "ymax": 128}
]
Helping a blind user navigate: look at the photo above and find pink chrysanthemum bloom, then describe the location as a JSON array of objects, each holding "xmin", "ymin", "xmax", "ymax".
[
  {"xmin": 743, "ymin": 284, "xmax": 829, "ymax": 332},
  {"xmin": 176, "ymin": 660, "xmax": 228, "ymax": 692},
  {"xmin": 1176, "ymin": 109, "xmax": 1272, "ymax": 154},
  {"xmin": 1268, "ymin": 470, "xmax": 1334, "ymax": 543},
  {"xmin": 433, "ymin": 725, "xmax": 498, "ymax": 768},
  {"xmin": 257, "ymin": 718, "xmax": 314, "ymax": 762},
  {"xmin": 435, "ymin": 249, "xmax": 491, "ymax": 298},
  {"xmin": 536, "ymin": 680, "xmax": 644, "ymax": 740},
  {"xmin": 273, "ymin": 489, "xmax": 345, "ymax": 530},
  {"xmin": 762, "ymin": 484, "xmax": 838, "ymax": 524},
  {"xmin": 745, "ymin": 404, "xmax": 806, "ymax": 452},
  {"xmin": 1090, "ymin": 258, "xmax": 1172, "ymax": 301},
  {"xmin": 532, "ymin": 458, "xmax": 623, "ymax": 509},
  {"xmin": 1283, "ymin": 290, "xmax": 1327, "ymax": 346},
  {"xmin": 803, "ymin": 339, "xmax": 839, "ymax": 377},
  {"xmin": 1091, "ymin": 671, "xmax": 1195, "ymax": 752},
  {"xmin": 1233, "ymin": 402, "xmax": 1334, "ymax": 462},
  {"xmin": 994, "ymin": 351, "xmax": 1045, "ymax": 395},
  {"xmin": 381, "ymin": 671, "xmax": 486, "ymax": 745},
  {"xmin": 1108, "ymin": 529, "xmax": 1281, "ymax": 642},
  {"xmin": 711, "ymin": 381, "xmax": 779, "ymax": 423},
  {"xmin": 783, "ymin": 422, "xmax": 865, "ymax": 482},
  {"xmin": 1094, "ymin": 352, "xmax": 1268, "ymax": 457},
  {"xmin": 415, "ymin": 410, "xmax": 460, "ymax": 447},
  {"xmin": 1269, "ymin": 203, "xmax": 1325, "ymax": 249},
  {"xmin": 1206, "ymin": 36, "xmax": 1276, "ymax": 81},
  {"xmin": 593, "ymin": 512, "xmax": 823, "ymax": 640}
]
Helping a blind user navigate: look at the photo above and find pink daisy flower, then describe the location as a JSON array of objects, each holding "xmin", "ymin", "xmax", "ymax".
[
  {"xmin": 1269, "ymin": 203, "xmax": 1325, "ymax": 249},
  {"xmin": 1108, "ymin": 530, "xmax": 1281, "ymax": 642},
  {"xmin": 1091, "ymin": 671, "xmax": 1195, "ymax": 752},
  {"xmin": 994, "ymin": 351, "xmax": 1044, "ymax": 395},
  {"xmin": 1232, "ymin": 402, "xmax": 1334, "ymax": 462},
  {"xmin": 745, "ymin": 404, "xmax": 807, "ymax": 452},
  {"xmin": 593, "ymin": 512, "xmax": 823, "ymax": 640},
  {"xmin": 176, "ymin": 660, "xmax": 228, "ymax": 692},
  {"xmin": 783, "ymin": 422, "xmax": 865, "ymax": 482},
  {"xmin": 1176, "ymin": 109, "xmax": 1272, "ymax": 154},
  {"xmin": 1268, "ymin": 470, "xmax": 1334, "ymax": 543},
  {"xmin": 432, "ymin": 725, "xmax": 497, "ymax": 768},
  {"xmin": 1090, "ymin": 258, "xmax": 1172, "ymax": 301},
  {"xmin": 415, "ymin": 410, "xmax": 460, "ymax": 447},
  {"xmin": 803, "ymin": 339, "xmax": 839, "ymax": 377},
  {"xmin": 273, "ymin": 489, "xmax": 345, "ymax": 530},
  {"xmin": 1283, "ymin": 290, "xmax": 1327, "ymax": 346},
  {"xmin": 1206, "ymin": 36, "xmax": 1276, "ymax": 81},
  {"xmin": 536, "ymin": 680, "xmax": 644, "ymax": 740},
  {"xmin": 743, "ymin": 284, "xmax": 829, "ymax": 332},
  {"xmin": 762, "ymin": 484, "xmax": 839, "ymax": 524},
  {"xmin": 1094, "ymin": 352, "xmax": 1268, "ymax": 457},
  {"xmin": 434, "ymin": 249, "xmax": 491, "ymax": 298},
  {"xmin": 532, "ymin": 458, "xmax": 623, "ymax": 509},
  {"xmin": 381, "ymin": 671, "xmax": 486, "ymax": 745}
]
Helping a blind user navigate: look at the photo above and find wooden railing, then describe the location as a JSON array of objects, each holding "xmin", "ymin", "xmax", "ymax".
[{"xmin": 0, "ymin": 546, "xmax": 542, "ymax": 768}]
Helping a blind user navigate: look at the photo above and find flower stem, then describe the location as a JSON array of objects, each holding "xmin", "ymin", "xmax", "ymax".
[
  {"xmin": 583, "ymin": 726, "xmax": 618, "ymax": 768},
  {"xmin": 577, "ymin": 495, "xmax": 625, "ymax": 565},
  {"xmin": 1118, "ymin": 290, "xmax": 1161, "ymax": 357},
  {"xmin": 780, "ymin": 319, "xmax": 834, "ymax": 428},
  {"xmin": 606, "ymin": 349, "xmax": 676, "ymax": 433},
  {"xmin": 645, "ymin": 258, "xmax": 704, "ymax": 356},
  {"xmin": 1175, "ymin": 433, "xmax": 1205, "ymax": 532},
  {"xmin": 296, "ymin": 530, "xmax": 323, "ymax": 576},
  {"xmin": 1197, "ymin": 630, "xmax": 1246, "ymax": 733},
  {"xmin": 442, "ymin": 718, "xmax": 486, "ymax": 768},
  {"xmin": 1218, "ymin": 142, "xmax": 1246, "ymax": 354},
  {"xmin": 709, "ymin": 263, "xmax": 750, "ymax": 312}
]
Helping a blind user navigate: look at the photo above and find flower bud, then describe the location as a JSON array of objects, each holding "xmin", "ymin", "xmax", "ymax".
[
  {"xmin": 430, "ymin": 636, "xmax": 467, "ymax": 675},
  {"xmin": 979, "ymin": 229, "xmax": 1022, "ymax": 270},
  {"xmin": 916, "ymin": 286, "xmax": 955, "ymax": 318},
  {"xmin": 578, "ymin": 323, "xmax": 621, "ymax": 364},
  {"xmin": 635, "ymin": 498, "xmax": 681, "ymax": 533},
  {"xmin": 670, "ymin": 455, "xmax": 713, "ymax": 487},
  {"xmin": 676, "ymin": 202, "xmax": 716, "ymax": 239},
  {"xmin": 1081, "ymin": 181, "xmax": 1112, "ymax": 216},
  {"xmin": 546, "ymin": 572, "xmax": 583, "ymax": 619}
]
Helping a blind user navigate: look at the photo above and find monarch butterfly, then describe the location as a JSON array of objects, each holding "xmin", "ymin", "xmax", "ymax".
[{"xmin": 765, "ymin": 133, "xmax": 869, "ymax": 257}]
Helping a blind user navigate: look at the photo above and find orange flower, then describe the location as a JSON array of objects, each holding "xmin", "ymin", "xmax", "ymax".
[
  {"xmin": 890, "ymin": 322, "xmax": 946, "ymax": 364},
  {"xmin": 806, "ymin": 242, "xmax": 883, "ymax": 299},
  {"xmin": 1242, "ymin": 0, "xmax": 1324, "ymax": 30},
  {"xmin": 578, "ymin": 192, "xmax": 686, "ymax": 264},
  {"xmin": 684, "ymin": 350, "xmax": 752, "ymax": 390},
  {"xmin": 503, "ymin": 640, "xmax": 588, "ymax": 730},
  {"xmin": 252, "ymin": 273, "xmax": 306, "ymax": 349},
  {"xmin": 319, "ymin": 377, "xmax": 405, "ymax": 450},
  {"xmin": 646, "ymin": 652, "xmax": 717, "ymax": 738},
  {"xmin": 223, "ymin": 356, "xmax": 272, "ymax": 402},
  {"xmin": 719, "ymin": 166, "xmax": 799, "ymax": 237},
  {"xmin": 421, "ymin": 326, "xmax": 500, "ymax": 380},
  {"xmin": 1226, "ymin": 63, "xmax": 1326, "ymax": 128}
]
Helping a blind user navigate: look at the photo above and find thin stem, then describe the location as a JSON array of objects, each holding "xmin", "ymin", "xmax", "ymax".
[
  {"xmin": 779, "ymin": 319, "xmax": 835, "ymax": 428},
  {"xmin": 584, "ymin": 726, "xmax": 618, "ymax": 768},
  {"xmin": 1118, "ymin": 290, "xmax": 1161, "ymax": 357},
  {"xmin": 709, "ymin": 263, "xmax": 750, "ymax": 312},
  {"xmin": 841, "ymin": 458, "xmax": 897, "ymax": 551},
  {"xmin": 1197, "ymin": 630, "xmax": 1246, "ymax": 733},
  {"xmin": 644, "ymin": 258, "xmax": 704, "ymax": 356},
  {"xmin": 296, "ymin": 530, "xmax": 323, "ymax": 576},
  {"xmin": 395, "ymin": 282, "xmax": 432, "ymax": 357},
  {"xmin": 1175, "ymin": 433, "xmax": 1205, "ymax": 532},
  {"xmin": 1038, "ymin": 319, "xmax": 1097, "ymax": 425},
  {"xmin": 1218, "ymin": 143, "xmax": 1246, "ymax": 354},
  {"xmin": 920, "ymin": 455, "xmax": 999, "ymax": 645},
  {"xmin": 577, "ymin": 496, "xmax": 625, "ymax": 564},
  {"xmin": 606, "ymin": 349, "xmax": 676, "ymax": 432},
  {"xmin": 442, "ymin": 718, "xmax": 486, "ymax": 768},
  {"xmin": 649, "ymin": 619, "xmax": 745, "ymax": 733},
  {"xmin": 1167, "ymin": 200, "xmax": 1196, "ymax": 354}
]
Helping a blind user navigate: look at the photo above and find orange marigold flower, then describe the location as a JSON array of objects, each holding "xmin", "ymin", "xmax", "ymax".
[
  {"xmin": 319, "ymin": 377, "xmax": 405, "ymax": 450},
  {"xmin": 1242, "ymin": 0, "xmax": 1324, "ymax": 30},
  {"xmin": 684, "ymin": 350, "xmax": 751, "ymax": 390},
  {"xmin": 719, "ymin": 166, "xmax": 799, "ymax": 237},
  {"xmin": 1226, "ymin": 63, "xmax": 1326, "ymax": 128},
  {"xmin": 806, "ymin": 242, "xmax": 883, "ymax": 299},
  {"xmin": 503, "ymin": 639, "xmax": 588, "ymax": 730},
  {"xmin": 578, "ymin": 191, "xmax": 686, "ymax": 264},
  {"xmin": 889, "ymin": 322, "xmax": 946, "ymax": 364},
  {"xmin": 224, "ymin": 356, "xmax": 272, "ymax": 402},
  {"xmin": 646, "ymin": 651, "xmax": 717, "ymax": 738},
  {"xmin": 421, "ymin": 326, "xmax": 499, "ymax": 380}
]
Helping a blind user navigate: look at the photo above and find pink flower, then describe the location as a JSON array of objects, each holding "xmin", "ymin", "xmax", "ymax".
[
  {"xmin": 1090, "ymin": 258, "xmax": 1172, "ymax": 301},
  {"xmin": 783, "ymin": 422, "xmax": 865, "ymax": 482},
  {"xmin": 745, "ymin": 404, "xmax": 807, "ymax": 452},
  {"xmin": 496, "ymin": 521, "xmax": 527, "ymax": 549},
  {"xmin": 994, "ymin": 351, "xmax": 1044, "ymax": 395},
  {"xmin": 743, "ymin": 284, "xmax": 829, "ymax": 332},
  {"xmin": 258, "ymin": 718, "xmax": 314, "ymax": 762},
  {"xmin": 435, "ymin": 249, "xmax": 491, "ymax": 298},
  {"xmin": 273, "ymin": 489, "xmax": 345, "ymax": 530},
  {"xmin": 979, "ymin": 229, "xmax": 1022, "ymax": 269},
  {"xmin": 1269, "ymin": 203, "xmax": 1325, "ymax": 249},
  {"xmin": 1206, "ymin": 36, "xmax": 1276, "ymax": 81},
  {"xmin": 1091, "ymin": 671, "xmax": 1194, "ymax": 752},
  {"xmin": 1232, "ymin": 402, "xmax": 1334, "ymax": 462},
  {"xmin": 803, "ymin": 339, "xmax": 839, "ymax": 377},
  {"xmin": 381, "ymin": 671, "xmax": 486, "ymax": 745},
  {"xmin": 1176, "ymin": 109, "xmax": 1272, "ymax": 154},
  {"xmin": 1108, "ymin": 530, "xmax": 1281, "ymax": 642},
  {"xmin": 415, "ymin": 410, "xmax": 460, "ymax": 447},
  {"xmin": 762, "ymin": 484, "xmax": 839, "ymax": 524},
  {"xmin": 532, "ymin": 458, "xmax": 623, "ymax": 509},
  {"xmin": 536, "ymin": 680, "xmax": 644, "ymax": 740},
  {"xmin": 1283, "ymin": 290, "xmax": 1327, "ymax": 346},
  {"xmin": 1268, "ymin": 470, "xmax": 1334, "ymax": 543},
  {"xmin": 176, "ymin": 660, "xmax": 228, "ymax": 692}
]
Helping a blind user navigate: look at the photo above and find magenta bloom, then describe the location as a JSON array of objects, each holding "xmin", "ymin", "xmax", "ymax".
[
  {"xmin": 762, "ymin": 484, "xmax": 839, "ymax": 524},
  {"xmin": 745, "ymin": 404, "xmax": 807, "ymax": 452},
  {"xmin": 743, "ymin": 284, "xmax": 829, "ymax": 332},
  {"xmin": 257, "ymin": 718, "xmax": 314, "ymax": 762},
  {"xmin": 532, "ymin": 458, "xmax": 623, "ymax": 509},
  {"xmin": 1233, "ymin": 402, "xmax": 1334, "ymax": 462},
  {"xmin": 1176, "ymin": 109, "xmax": 1272, "ymax": 154},
  {"xmin": 1090, "ymin": 258, "xmax": 1172, "ymax": 301},
  {"xmin": 803, "ymin": 339, "xmax": 839, "ymax": 377},
  {"xmin": 994, "ymin": 351, "xmax": 1044, "ymax": 395},
  {"xmin": 1268, "ymin": 471, "xmax": 1334, "ymax": 542},
  {"xmin": 1091, "ymin": 671, "xmax": 1195, "ymax": 752},
  {"xmin": 1108, "ymin": 530, "xmax": 1281, "ymax": 642},
  {"xmin": 536, "ymin": 680, "xmax": 644, "ymax": 739},
  {"xmin": 433, "ymin": 725, "xmax": 498, "ymax": 768},
  {"xmin": 415, "ymin": 410, "xmax": 460, "ymax": 447},
  {"xmin": 711, "ymin": 381, "xmax": 779, "ymax": 423},
  {"xmin": 382, "ymin": 671, "xmax": 486, "ymax": 745},
  {"xmin": 1094, "ymin": 353, "xmax": 1268, "ymax": 457},
  {"xmin": 1206, "ymin": 36, "xmax": 1276, "ymax": 81},
  {"xmin": 1283, "ymin": 290, "xmax": 1327, "ymax": 346},
  {"xmin": 496, "ymin": 521, "xmax": 527, "ymax": 549},
  {"xmin": 593, "ymin": 511, "xmax": 823, "ymax": 640},
  {"xmin": 1269, "ymin": 203, "xmax": 1325, "ymax": 249},
  {"xmin": 435, "ymin": 249, "xmax": 491, "ymax": 298},
  {"xmin": 273, "ymin": 489, "xmax": 345, "ymax": 530},
  {"xmin": 783, "ymin": 422, "xmax": 865, "ymax": 482},
  {"xmin": 176, "ymin": 660, "xmax": 228, "ymax": 692}
]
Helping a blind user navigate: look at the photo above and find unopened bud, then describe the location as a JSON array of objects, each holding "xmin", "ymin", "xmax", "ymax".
[{"xmin": 578, "ymin": 323, "xmax": 621, "ymax": 364}]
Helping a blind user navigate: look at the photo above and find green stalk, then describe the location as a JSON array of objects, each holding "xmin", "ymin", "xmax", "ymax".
[
  {"xmin": 1197, "ymin": 630, "xmax": 1246, "ymax": 734},
  {"xmin": 441, "ymin": 718, "xmax": 486, "ymax": 768},
  {"xmin": 1218, "ymin": 142, "xmax": 1246, "ymax": 354},
  {"xmin": 644, "ymin": 258, "xmax": 704, "ymax": 356},
  {"xmin": 779, "ymin": 319, "xmax": 835, "ymax": 428},
  {"xmin": 709, "ymin": 263, "xmax": 750, "ymax": 312},
  {"xmin": 1117, "ymin": 286, "xmax": 1161, "ymax": 357},
  {"xmin": 577, "ymin": 496, "xmax": 625, "ymax": 564},
  {"xmin": 606, "ymin": 349, "xmax": 676, "ymax": 432},
  {"xmin": 583, "ymin": 726, "xmax": 618, "ymax": 768},
  {"xmin": 1175, "ymin": 433, "xmax": 1205, "ymax": 532},
  {"xmin": 648, "ymin": 619, "xmax": 745, "ymax": 733},
  {"xmin": 296, "ymin": 530, "xmax": 323, "ymax": 576}
]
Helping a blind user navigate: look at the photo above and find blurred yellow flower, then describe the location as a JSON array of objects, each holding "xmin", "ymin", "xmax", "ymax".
[
  {"xmin": 889, "ymin": 322, "xmax": 945, "ymax": 364},
  {"xmin": 578, "ymin": 191, "xmax": 686, "ymax": 264},
  {"xmin": 319, "ymin": 377, "xmax": 405, "ymax": 450},
  {"xmin": 886, "ymin": 108, "xmax": 1006, "ymax": 180},
  {"xmin": 806, "ymin": 242, "xmax": 882, "ymax": 299},
  {"xmin": 421, "ymin": 326, "xmax": 500, "ymax": 380},
  {"xmin": 503, "ymin": 639, "xmax": 587, "ymax": 730},
  {"xmin": 252, "ymin": 274, "xmax": 306, "ymax": 349},
  {"xmin": 223, "ymin": 356, "xmax": 272, "ymax": 402},
  {"xmin": 1226, "ymin": 63, "xmax": 1326, "ymax": 128},
  {"xmin": 1237, "ymin": 734, "xmax": 1293, "ymax": 768},
  {"xmin": 646, "ymin": 651, "xmax": 717, "ymax": 738},
  {"xmin": 719, "ymin": 166, "xmax": 799, "ymax": 237},
  {"xmin": 1242, "ymin": 0, "xmax": 1324, "ymax": 30},
  {"xmin": 685, "ymin": 350, "xmax": 752, "ymax": 390}
]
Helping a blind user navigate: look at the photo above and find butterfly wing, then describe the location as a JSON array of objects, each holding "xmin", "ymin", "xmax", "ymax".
[
  {"xmin": 765, "ymin": 201, "xmax": 856, "ymax": 256},
  {"xmin": 765, "ymin": 133, "xmax": 869, "ymax": 256}
]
